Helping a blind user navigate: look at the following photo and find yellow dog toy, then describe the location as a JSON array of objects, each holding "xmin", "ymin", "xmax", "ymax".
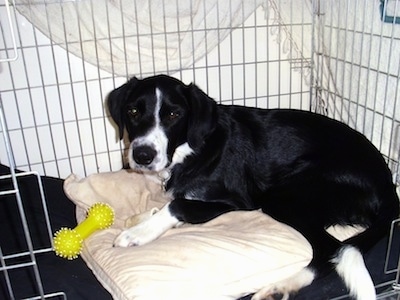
[{"xmin": 53, "ymin": 203, "xmax": 114, "ymax": 260}]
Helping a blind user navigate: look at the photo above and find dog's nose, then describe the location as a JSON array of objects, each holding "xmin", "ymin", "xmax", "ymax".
[{"xmin": 133, "ymin": 146, "xmax": 156, "ymax": 165}]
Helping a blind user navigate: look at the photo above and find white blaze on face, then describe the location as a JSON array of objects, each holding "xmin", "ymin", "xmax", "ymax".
[{"xmin": 128, "ymin": 88, "xmax": 169, "ymax": 172}]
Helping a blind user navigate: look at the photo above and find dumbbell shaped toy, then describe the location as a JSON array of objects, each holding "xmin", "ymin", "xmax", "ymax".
[{"xmin": 53, "ymin": 203, "xmax": 114, "ymax": 260}]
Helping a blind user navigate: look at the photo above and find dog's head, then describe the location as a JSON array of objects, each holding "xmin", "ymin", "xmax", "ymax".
[{"xmin": 107, "ymin": 75, "xmax": 217, "ymax": 173}]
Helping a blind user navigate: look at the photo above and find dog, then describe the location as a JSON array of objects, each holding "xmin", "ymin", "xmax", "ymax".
[{"xmin": 107, "ymin": 75, "xmax": 399, "ymax": 299}]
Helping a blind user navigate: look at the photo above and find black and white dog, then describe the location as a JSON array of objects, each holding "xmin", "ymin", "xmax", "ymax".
[{"xmin": 107, "ymin": 75, "xmax": 399, "ymax": 299}]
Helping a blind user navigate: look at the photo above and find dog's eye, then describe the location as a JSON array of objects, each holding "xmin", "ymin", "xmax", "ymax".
[
  {"xmin": 128, "ymin": 108, "xmax": 140, "ymax": 119},
  {"xmin": 168, "ymin": 111, "xmax": 180, "ymax": 121}
]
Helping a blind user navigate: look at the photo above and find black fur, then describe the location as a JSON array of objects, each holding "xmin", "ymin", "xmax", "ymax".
[{"xmin": 107, "ymin": 75, "xmax": 399, "ymax": 294}]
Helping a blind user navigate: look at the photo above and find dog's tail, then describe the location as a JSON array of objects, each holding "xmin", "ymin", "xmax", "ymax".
[
  {"xmin": 331, "ymin": 186, "xmax": 399, "ymax": 300},
  {"xmin": 331, "ymin": 245, "xmax": 375, "ymax": 300}
]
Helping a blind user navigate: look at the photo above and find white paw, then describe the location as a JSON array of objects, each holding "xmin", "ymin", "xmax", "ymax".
[
  {"xmin": 113, "ymin": 202, "xmax": 180, "ymax": 247},
  {"xmin": 252, "ymin": 268, "xmax": 315, "ymax": 300},
  {"xmin": 113, "ymin": 221, "xmax": 158, "ymax": 247},
  {"xmin": 251, "ymin": 289, "xmax": 288, "ymax": 300}
]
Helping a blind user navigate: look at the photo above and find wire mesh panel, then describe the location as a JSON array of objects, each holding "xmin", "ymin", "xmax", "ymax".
[
  {"xmin": 312, "ymin": 1, "xmax": 400, "ymax": 296},
  {"xmin": 312, "ymin": 0, "xmax": 400, "ymax": 185},
  {"xmin": 0, "ymin": 1, "xmax": 65, "ymax": 299},
  {"xmin": 0, "ymin": 0, "xmax": 400, "ymax": 299},
  {"xmin": 0, "ymin": 0, "xmax": 312, "ymax": 178}
]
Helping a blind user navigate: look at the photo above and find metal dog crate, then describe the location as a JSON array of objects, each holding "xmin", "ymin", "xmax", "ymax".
[{"xmin": 0, "ymin": 0, "xmax": 399, "ymax": 299}]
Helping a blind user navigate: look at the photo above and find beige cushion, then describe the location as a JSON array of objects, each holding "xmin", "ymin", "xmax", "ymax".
[{"xmin": 64, "ymin": 169, "xmax": 313, "ymax": 300}]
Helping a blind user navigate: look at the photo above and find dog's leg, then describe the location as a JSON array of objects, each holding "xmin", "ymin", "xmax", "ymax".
[
  {"xmin": 113, "ymin": 196, "xmax": 242, "ymax": 247},
  {"xmin": 113, "ymin": 202, "xmax": 180, "ymax": 247},
  {"xmin": 169, "ymin": 197, "xmax": 245, "ymax": 223},
  {"xmin": 251, "ymin": 268, "xmax": 315, "ymax": 300}
]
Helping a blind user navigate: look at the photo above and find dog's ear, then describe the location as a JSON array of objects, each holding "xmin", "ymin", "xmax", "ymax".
[
  {"xmin": 184, "ymin": 83, "xmax": 217, "ymax": 150},
  {"xmin": 106, "ymin": 77, "xmax": 139, "ymax": 140}
]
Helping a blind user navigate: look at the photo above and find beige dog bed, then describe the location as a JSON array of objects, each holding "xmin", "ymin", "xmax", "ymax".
[{"xmin": 63, "ymin": 169, "xmax": 315, "ymax": 300}]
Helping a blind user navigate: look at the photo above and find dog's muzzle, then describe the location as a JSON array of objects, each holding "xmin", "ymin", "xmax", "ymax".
[{"xmin": 133, "ymin": 145, "xmax": 157, "ymax": 166}]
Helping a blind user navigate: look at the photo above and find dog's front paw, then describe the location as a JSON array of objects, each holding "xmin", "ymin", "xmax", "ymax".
[
  {"xmin": 113, "ymin": 228, "xmax": 141, "ymax": 247},
  {"xmin": 113, "ymin": 221, "xmax": 157, "ymax": 247},
  {"xmin": 113, "ymin": 202, "xmax": 180, "ymax": 247},
  {"xmin": 251, "ymin": 290, "xmax": 288, "ymax": 300}
]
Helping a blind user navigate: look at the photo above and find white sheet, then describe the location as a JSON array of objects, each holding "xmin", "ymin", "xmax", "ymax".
[{"xmin": 15, "ymin": 0, "xmax": 264, "ymax": 76}]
